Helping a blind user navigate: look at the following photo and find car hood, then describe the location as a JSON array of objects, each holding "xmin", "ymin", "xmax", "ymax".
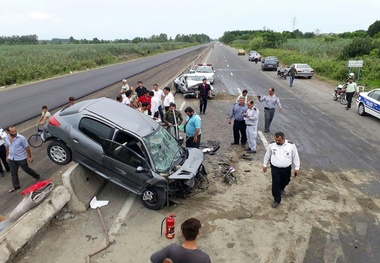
[{"xmin": 168, "ymin": 148, "xmax": 204, "ymax": 180}]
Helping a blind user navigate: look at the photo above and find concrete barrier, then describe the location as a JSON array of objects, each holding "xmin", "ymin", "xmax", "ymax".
[
  {"xmin": 0, "ymin": 186, "xmax": 70, "ymax": 263},
  {"xmin": 62, "ymin": 163, "xmax": 107, "ymax": 211}
]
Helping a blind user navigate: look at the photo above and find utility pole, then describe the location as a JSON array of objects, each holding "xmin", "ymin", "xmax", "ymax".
[{"xmin": 291, "ymin": 17, "xmax": 297, "ymax": 31}]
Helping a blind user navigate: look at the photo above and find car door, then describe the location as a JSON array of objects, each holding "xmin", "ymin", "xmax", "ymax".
[
  {"xmin": 101, "ymin": 139, "xmax": 153, "ymax": 193},
  {"xmin": 366, "ymin": 90, "xmax": 380, "ymax": 118}
]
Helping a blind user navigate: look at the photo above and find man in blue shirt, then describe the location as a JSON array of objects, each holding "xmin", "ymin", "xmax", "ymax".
[
  {"xmin": 5, "ymin": 126, "xmax": 41, "ymax": 193},
  {"xmin": 228, "ymin": 96, "xmax": 248, "ymax": 147},
  {"xmin": 183, "ymin": 107, "xmax": 202, "ymax": 148}
]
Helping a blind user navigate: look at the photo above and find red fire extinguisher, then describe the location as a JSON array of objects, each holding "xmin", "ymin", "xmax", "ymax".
[{"xmin": 161, "ymin": 213, "xmax": 176, "ymax": 239}]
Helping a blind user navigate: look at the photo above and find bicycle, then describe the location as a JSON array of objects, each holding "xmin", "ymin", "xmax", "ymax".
[{"xmin": 28, "ymin": 125, "xmax": 44, "ymax": 148}]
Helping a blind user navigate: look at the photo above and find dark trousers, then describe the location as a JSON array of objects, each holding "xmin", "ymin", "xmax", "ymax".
[
  {"xmin": 346, "ymin": 92, "xmax": 355, "ymax": 108},
  {"xmin": 9, "ymin": 159, "xmax": 40, "ymax": 188},
  {"xmin": 158, "ymin": 105, "xmax": 164, "ymax": 121},
  {"xmin": 0, "ymin": 145, "xmax": 10, "ymax": 173},
  {"xmin": 199, "ymin": 97, "xmax": 208, "ymax": 114},
  {"xmin": 233, "ymin": 120, "xmax": 247, "ymax": 145},
  {"xmin": 271, "ymin": 165, "xmax": 291, "ymax": 203},
  {"xmin": 264, "ymin": 108, "xmax": 275, "ymax": 131},
  {"xmin": 186, "ymin": 134, "xmax": 201, "ymax": 149}
]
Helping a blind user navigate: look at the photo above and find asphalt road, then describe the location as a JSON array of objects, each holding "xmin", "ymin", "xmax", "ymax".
[
  {"xmin": 0, "ymin": 44, "xmax": 208, "ymax": 128},
  {"xmin": 6, "ymin": 43, "xmax": 380, "ymax": 263}
]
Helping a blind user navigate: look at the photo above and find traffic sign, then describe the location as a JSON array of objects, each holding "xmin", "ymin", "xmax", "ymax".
[{"xmin": 348, "ymin": 60, "xmax": 363, "ymax": 67}]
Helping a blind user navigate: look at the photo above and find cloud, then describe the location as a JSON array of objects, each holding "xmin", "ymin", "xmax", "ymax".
[{"xmin": 29, "ymin": 12, "xmax": 52, "ymax": 20}]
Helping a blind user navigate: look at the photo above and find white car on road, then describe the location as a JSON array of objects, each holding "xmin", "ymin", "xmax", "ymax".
[{"xmin": 194, "ymin": 63, "xmax": 215, "ymax": 84}]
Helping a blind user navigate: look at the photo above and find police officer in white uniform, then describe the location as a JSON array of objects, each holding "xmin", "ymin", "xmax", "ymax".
[
  {"xmin": 257, "ymin": 88, "xmax": 282, "ymax": 133},
  {"xmin": 243, "ymin": 100, "xmax": 259, "ymax": 153},
  {"xmin": 0, "ymin": 127, "xmax": 10, "ymax": 177},
  {"xmin": 262, "ymin": 131, "xmax": 300, "ymax": 208}
]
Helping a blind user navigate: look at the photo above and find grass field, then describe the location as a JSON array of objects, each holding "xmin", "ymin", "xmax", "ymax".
[{"xmin": 0, "ymin": 42, "xmax": 193, "ymax": 86}]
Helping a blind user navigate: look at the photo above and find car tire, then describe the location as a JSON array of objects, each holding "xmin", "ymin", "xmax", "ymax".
[
  {"xmin": 308, "ymin": 76, "xmax": 312, "ymax": 79},
  {"xmin": 47, "ymin": 140, "xmax": 72, "ymax": 165},
  {"xmin": 141, "ymin": 187, "xmax": 167, "ymax": 210},
  {"xmin": 275, "ymin": 68, "xmax": 278, "ymax": 71},
  {"xmin": 358, "ymin": 103, "xmax": 366, "ymax": 116}
]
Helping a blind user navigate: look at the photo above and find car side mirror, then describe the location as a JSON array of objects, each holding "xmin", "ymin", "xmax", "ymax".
[
  {"xmin": 136, "ymin": 166, "xmax": 148, "ymax": 173},
  {"xmin": 177, "ymin": 135, "xmax": 184, "ymax": 145}
]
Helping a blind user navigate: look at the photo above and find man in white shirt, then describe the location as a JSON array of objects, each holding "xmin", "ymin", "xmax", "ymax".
[
  {"xmin": 150, "ymin": 93, "xmax": 161, "ymax": 121},
  {"xmin": 122, "ymin": 90, "xmax": 132, "ymax": 106},
  {"xmin": 263, "ymin": 131, "xmax": 300, "ymax": 208},
  {"xmin": 0, "ymin": 127, "xmax": 10, "ymax": 177},
  {"xmin": 152, "ymin": 84, "xmax": 165, "ymax": 121},
  {"xmin": 120, "ymin": 79, "xmax": 129, "ymax": 98},
  {"xmin": 163, "ymin": 87, "xmax": 175, "ymax": 112}
]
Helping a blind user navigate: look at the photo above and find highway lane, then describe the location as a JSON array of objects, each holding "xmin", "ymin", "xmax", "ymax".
[
  {"xmin": 210, "ymin": 44, "xmax": 380, "ymax": 174},
  {"xmin": 0, "ymin": 44, "xmax": 208, "ymax": 128}
]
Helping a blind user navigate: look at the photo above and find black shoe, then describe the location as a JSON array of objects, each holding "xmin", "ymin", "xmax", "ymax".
[
  {"xmin": 0, "ymin": 172, "xmax": 4, "ymax": 177},
  {"xmin": 245, "ymin": 148, "xmax": 251, "ymax": 151},
  {"xmin": 35, "ymin": 176, "xmax": 43, "ymax": 182},
  {"xmin": 230, "ymin": 143, "xmax": 239, "ymax": 145},
  {"xmin": 203, "ymin": 112, "xmax": 206, "ymax": 115},
  {"xmin": 281, "ymin": 190, "xmax": 286, "ymax": 196},
  {"xmin": 241, "ymin": 144, "xmax": 246, "ymax": 148},
  {"xmin": 271, "ymin": 201, "xmax": 280, "ymax": 208},
  {"xmin": 345, "ymin": 107, "xmax": 349, "ymax": 110},
  {"xmin": 247, "ymin": 150, "xmax": 256, "ymax": 154},
  {"xmin": 264, "ymin": 130, "xmax": 270, "ymax": 133}
]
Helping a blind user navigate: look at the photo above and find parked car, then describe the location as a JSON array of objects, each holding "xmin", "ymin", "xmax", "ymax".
[
  {"xmin": 194, "ymin": 63, "xmax": 215, "ymax": 84},
  {"xmin": 356, "ymin": 88, "xmax": 380, "ymax": 119},
  {"xmin": 238, "ymin": 49, "xmax": 246, "ymax": 55},
  {"xmin": 261, "ymin": 59, "xmax": 278, "ymax": 71},
  {"xmin": 248, "ymin": 52, "xmax": 261, "ymax": 62},
  {"xmin": 42, "ymin": 98, "xmax": 207, "ymax": 210},
  {"xmin": 285, "ymin": 64, "xmax": 314, "ymax": 78},
  {"xmin": 174, "ymin": 74, "xmax": 215, "ymax": 98},
  {"xmin": 262, "ymin": 56, "xmax": 279, "ymax": 66}
]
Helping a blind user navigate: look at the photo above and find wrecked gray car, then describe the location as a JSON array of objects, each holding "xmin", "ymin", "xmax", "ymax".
[
  {"xmin": 43, "ymin": 97, "xmax": 207, "ymax": 210},
  {"xmin": 174, "ymin": 74, "xmax": 215, "ymax": 98}
]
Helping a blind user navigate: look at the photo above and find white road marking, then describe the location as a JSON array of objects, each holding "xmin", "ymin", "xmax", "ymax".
[
  {"xmin": 179, "ymin": 101, "xmax": 186, "ymax": 111},
  {"xmin": 107, "ymin": 195, "xmax": 136, "ymax": 242},
  {"xmin": 258, "ymin": 131, "xmax": 269, "ymax": 150},
  {"xmin": 237, "ymin": 88, "xmax": 241, "ymax": 95},
  {"xmin": 230, "ymin": 72, "xmax": 233, "ymax": 76},
  {"xmin": 203, "ymin": 48, "xmax": 212, "ymax": 62}
]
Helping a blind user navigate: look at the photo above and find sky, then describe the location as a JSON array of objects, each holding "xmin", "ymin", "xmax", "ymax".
[{"xmin": 1, "ymin": 0, "xmax": 379, "ymax": 40}]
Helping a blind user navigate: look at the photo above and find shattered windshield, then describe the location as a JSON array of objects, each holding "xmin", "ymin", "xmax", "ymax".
[
  {"xmin": 143, "ymin": 126, "xmax": 184, "ymax": 173},
  {"xmin": 187, "ymin": 75, "xmax": 204, "ymax": 82}
]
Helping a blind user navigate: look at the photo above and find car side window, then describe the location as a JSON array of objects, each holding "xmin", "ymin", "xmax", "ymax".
[
  {"xmin": 79, "ymin": 118, "xmax": 113, "ymax": 145},
  {"xmin": 368, "ymin": 91, "xmax": 380, "ymax": 102}
]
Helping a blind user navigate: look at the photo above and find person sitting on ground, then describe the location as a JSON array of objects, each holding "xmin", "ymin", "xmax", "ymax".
[
  {"xmin": 150, "ymin": 218, "xmax": 211, "ymax": 263},
  {"xmin": 122, "ymin": 90, "xmax": 133, "ymax": 106},
  {"xmin": 68, "ymin": 97, "xmax": 76, "ymax": 106},
  {"xmin": 138, "ymin": 102, "xmax": 150, "ymax": 115},
  {"xmin": 116, "ymin": 95, "xmax": 123, "ymax": 102}
]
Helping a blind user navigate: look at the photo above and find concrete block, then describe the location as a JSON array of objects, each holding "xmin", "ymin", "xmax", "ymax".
[
  {"xmin": 62, "ymin": 163, "xmax": 106, "ymax": 212},
  {"xmin": 0, "ymin": 186, "xmax": 70, "ymax": 263}
]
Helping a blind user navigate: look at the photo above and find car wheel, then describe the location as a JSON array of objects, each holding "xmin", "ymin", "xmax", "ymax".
[
  {"xmin": 340, "ymin": 97, "xmax": 348, "ymax": 105},
  {"xmin": 141, "ymin": 187, "xmax": 166, "ymax": 210},
  {"xmin": 275, "ymin": 68, "xmax": 278, "ymax": 71},
  {"xmin": 308, "ymin": 76, "xmax": 312, "ymax": 79},
  {"xmin": 358, "ymin": 103, "xmax": 366, "ymax": 116},
  {"xmin": 47, "ymin": 140, "xmax": 72, "ymax": 165}
]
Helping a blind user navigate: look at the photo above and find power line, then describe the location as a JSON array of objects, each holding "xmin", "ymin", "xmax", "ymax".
[{"xmin": 291, "ymin": 17, "xmax": 297, "ymax": 31}]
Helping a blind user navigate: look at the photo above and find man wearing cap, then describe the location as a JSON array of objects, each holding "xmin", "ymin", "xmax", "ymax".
[
  {"xmin": 120, "ymin": 79, "xmax": 129, "ymax": 98},
  {"xmin": 345, "ymin": 77, "xmax": 358, "ymax": 110},
  {"xmin": 196, "ymin": 78, "xmax": 212, "ymax": 115}
]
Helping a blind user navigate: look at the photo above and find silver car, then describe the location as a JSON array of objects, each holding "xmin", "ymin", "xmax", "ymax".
[
  {"xmin": 43, "ymin": 98, "xmax": 207, "ymax": 210},
  {"xmin": 285, "ymin": 63, "xmax": 315, "ymax": 78},
  {"xmin": 174, "ymin": 74, "xmax": 215, "ymax": 98}
]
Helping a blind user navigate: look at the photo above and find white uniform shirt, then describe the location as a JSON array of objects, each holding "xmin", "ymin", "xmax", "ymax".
[
  {"xmin": 263, "ymin": 140, "xmax": 300, "ymax": 170},
  {"xmin": 0, "ymin": 128, "xmax": 6, "ymax": 146},
  {"xmin": 152, "ymin": 89, "xmax": 164, "ymax": 104},
  {"xmin": 164, "ymin": 92, "xmax": 175, "ymax": 107},
  {"xmin": 244, "ymin": 106, "xmax": 259, "ymax": 128},
  {"xmin": 151, "ymin": 96, "xmax": 160, "ymax": 118}
]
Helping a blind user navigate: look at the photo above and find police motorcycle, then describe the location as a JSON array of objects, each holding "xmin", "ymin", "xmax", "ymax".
[{"xmin": 332, "ymin": 84, "xmax": 348, "ymax": 105}]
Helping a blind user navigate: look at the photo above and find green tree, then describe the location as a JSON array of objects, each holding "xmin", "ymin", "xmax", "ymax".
[
  {"xmin": 340, "ymin": 37, "xmax": 373, "ymax": 59},
  {"xmin": 368, "ymin": 20, "xmax": 380, "ymax": 37}
]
